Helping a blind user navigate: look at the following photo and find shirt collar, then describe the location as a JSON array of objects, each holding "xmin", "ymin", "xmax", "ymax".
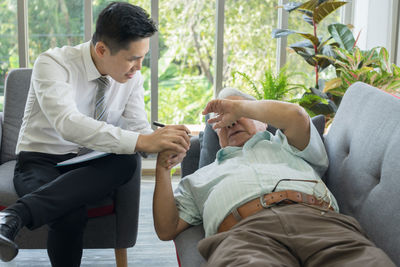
[
  {"xmin": 216, "ymin": 130, "xmax": 272, "ymax": 163},
  {"xmin": 82, "ymin": 41, "xmax": 103, "ymax": 82}
]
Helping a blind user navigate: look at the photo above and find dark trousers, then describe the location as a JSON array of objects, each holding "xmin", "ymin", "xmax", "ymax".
[{"xmin": 13, "ymin": 151, "xmax": 139, "ymax": 267}]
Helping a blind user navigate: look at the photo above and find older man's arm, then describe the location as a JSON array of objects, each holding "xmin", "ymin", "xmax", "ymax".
[
  {"xmin": 153, "ymin": 151, "xmax": 190, "ymax": 241},
  {"xmin": 203, "ymin": 99, "xmax": 310, "ymax": 150}
]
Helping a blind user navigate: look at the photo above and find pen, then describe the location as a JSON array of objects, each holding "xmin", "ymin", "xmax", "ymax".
[{"xmin": 153, "ymin": 121, "xmax": 193, "ymax": 137}]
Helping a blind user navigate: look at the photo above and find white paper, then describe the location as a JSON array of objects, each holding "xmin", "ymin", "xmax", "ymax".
[{"xmin": 56, "ymin": 151, "xmax": 110, "ymax": 166}]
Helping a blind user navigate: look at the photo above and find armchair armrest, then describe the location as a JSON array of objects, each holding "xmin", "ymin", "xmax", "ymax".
[{"xmin": 114, "ymin": 154, "xmax": 142, "ymax": 247}]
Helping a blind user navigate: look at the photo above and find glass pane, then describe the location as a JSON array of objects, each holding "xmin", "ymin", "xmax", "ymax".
[
  {"xmin": 0, "ymin": 0, "xmax": 18, "ymax": 111},
  {"xmin": 286, "ymin": 7, "xmax": 342, "ymax": 89},
  {"xmin": 28, "ymin": 0, "xmax": 84, "ymax": 66},
  {"xmin": 224, "ymin": 1, "xmax": 278, "ymax": 96},
  {"xmin": 158, "ymin": 0, "xmax": 215, "ymax": 125}
]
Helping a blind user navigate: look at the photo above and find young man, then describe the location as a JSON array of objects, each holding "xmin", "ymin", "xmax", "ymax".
[
  {"xmin": 0, "ymin": 2, "xmax": 190, "ymax": 266},
  {"xmin": 153, "ymin": 88, "xmax": 395, "ymax": 266}
]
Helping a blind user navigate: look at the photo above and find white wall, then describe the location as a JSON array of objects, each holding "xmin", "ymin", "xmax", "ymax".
[{"xmin": 352, "ymin": 0, "xmax": 399, "ymax": 63}]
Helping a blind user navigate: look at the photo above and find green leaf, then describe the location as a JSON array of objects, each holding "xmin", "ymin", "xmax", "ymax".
[
  {"xmin": 298, "ymin": 33, "xmax": 320, "ymax": 47},
  {"xmin": 328, "ymin": 23, "xmax": 355, "ymax": 51},
  {"xmin": 282, "ymin": 2, "xmax": 303, "ymax": 12},
  {"xmin": 313, "ymin": 1, "xmax": 347, "ymax": 24},
  {"xmin": 272, "ymin": 28, "xmax": 297, "ymax": 38},
  {"xmin": 298, "ymin": 0, "xmax": 319, "ymax": 12}
]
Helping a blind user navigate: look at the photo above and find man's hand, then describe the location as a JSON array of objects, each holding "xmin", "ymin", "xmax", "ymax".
[
  {"xmin": 136, "ymin": 125, "xmax": 191, "ymax": 154},
  {"xmin": 157, "ymin": 150, "xmax": 186, "ymax": 170},
  {"xmin": 202, "ymin": 99, "xmax": 243, "ymax": 130}
]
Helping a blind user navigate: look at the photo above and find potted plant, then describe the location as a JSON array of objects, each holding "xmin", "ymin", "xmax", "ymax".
[
  {"xmin": 322, "ymin": 46, "xmax": 400, "ymax": 101},
  {"xmin": 232, "ymin": 65, "xmax": 307, "ymax": 101},
  {"xmin": 272, "ymin": 0, "xmax": 350, "ymax": 117}
]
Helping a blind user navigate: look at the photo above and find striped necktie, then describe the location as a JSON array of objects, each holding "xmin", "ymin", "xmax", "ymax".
[
  {"xmin": 94, "ymin": 76, "xmax": 110, "ymax": 121},
  {"xmin": 76, "ymin": 76, "xmax": 110, "ymax": 156}
]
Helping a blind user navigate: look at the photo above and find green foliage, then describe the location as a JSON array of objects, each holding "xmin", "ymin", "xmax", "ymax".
[
  {"xmin": 272, "ymin": 1, "xmax": 349, "ymax": 118},
  {"xmin": 232, "ymin": 66, "xmax": 307, "ymax": 101},
  {"xmin": 322, "ymin": 46, "xmax": 400, "ymax": 96},
  {"xmin": 272, "ymin": 0, "xmax": 348, "ymax": 87}
]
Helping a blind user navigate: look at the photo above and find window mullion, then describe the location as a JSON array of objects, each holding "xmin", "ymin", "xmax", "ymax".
[
  {"xmin": 150, "ymin": 0, "xmax": 159, "ymax": 128},
  {"xmin": 276, "ymin": 0, "xmax": 288, "ymax": 73},
  {"xmin": 84, "ymin": 0, "xmax": 92, "ymax": 42},
  {"xmin": 17, "ymin": 0, "xmax": 28, "ymax": 68}
]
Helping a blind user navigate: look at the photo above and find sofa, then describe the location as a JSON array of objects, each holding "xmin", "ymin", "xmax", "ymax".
[{"xmin": 175, "ymin": 82, "xmax": 400, "ymax": 266}]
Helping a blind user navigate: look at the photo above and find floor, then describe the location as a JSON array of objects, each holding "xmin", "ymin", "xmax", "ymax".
[{"xmin": 0, "ymin": 178, "xmax": 180, "ymax": 267}]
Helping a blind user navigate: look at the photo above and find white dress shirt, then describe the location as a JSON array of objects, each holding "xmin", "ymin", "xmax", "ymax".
[{"xmin": 16, "ymin": 41, "xmax": 152, "ymax": 155}]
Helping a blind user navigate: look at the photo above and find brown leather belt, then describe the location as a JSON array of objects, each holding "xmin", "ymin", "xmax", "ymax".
[{"xmin": 217, "ymin": 190, "xmax": 333, "ymax": 233}]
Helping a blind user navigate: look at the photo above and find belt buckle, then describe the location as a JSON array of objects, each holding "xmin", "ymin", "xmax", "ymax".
[{"xmin": 259, "ymin": 195, "xmax": 276, "ymax": 209}]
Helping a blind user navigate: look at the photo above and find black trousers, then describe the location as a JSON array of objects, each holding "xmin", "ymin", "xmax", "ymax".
[{"xmin": 13, "ymin": 151, "xmax": 139, "ymax": 267}]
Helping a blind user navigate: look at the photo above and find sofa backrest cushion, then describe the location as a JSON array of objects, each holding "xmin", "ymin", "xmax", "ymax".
[
  {"xmin": 324, "ymin": 82, "xmax": 400, "ymax": 265},
  {"xmin": 1, "ymin": 68, "xmax": 32, "ymax": 163}
]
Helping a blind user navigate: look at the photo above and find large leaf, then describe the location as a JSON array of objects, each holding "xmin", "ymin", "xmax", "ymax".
[
  {"xmin": 328, "ymin": 23, "xmax": 355, "ymax": 51},
  {"xmin": 302, "ymin": 14, "xmax": 315, "ymax": 25},
  {"xmin": 281, "ymin": 2, "xmax": 303, "ymax": 12},
  {"xmin": 298, "ymin": 0, "xmax": 319, "ymax": 12},
  {"xmin": 379, "ymin": 47, "xmax": 391, "ymax": 72},
  {"xmin": 272, "ymin": 28, "xmax": 297, "ymax": 38},
  {"xmin": 291, "ymin": 46, "xmax": 317, "ymax": 66},
  {"xmin": 313, "ymin": 1, "xmax": 347, "ymax": 24},
  {"xmin": 298, "ymin": 33, "xmax": 320, "ymax": 47},
  {"xmin": 323, "ymin": 77, "xmax": 342, "ymax": 92}
]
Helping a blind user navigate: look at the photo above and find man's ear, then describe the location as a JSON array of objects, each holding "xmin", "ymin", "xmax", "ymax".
[
  {"xmin": 254, "ymin": 121, "xmax": 267, "ymax": 132},
  {"xmin": 94, "ymin": 41, "xmax": 109, "ymax": 58}
]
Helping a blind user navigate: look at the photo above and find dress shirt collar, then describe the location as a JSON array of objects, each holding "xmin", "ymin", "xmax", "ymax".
[
  {"xmin": 82, "ymin": 41, "xmax": 103, "ymax": 82},
  {"xmin": 216, "ymin": 131, "xmax": 272, "ymax": 163}
]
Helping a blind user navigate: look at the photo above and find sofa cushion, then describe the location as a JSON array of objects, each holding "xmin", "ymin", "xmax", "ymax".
[{"xmin": 324, "ymin": 82, "xmax": 400, "ymax": 265}]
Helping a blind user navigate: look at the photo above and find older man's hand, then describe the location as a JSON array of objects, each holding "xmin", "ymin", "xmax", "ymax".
[
  {"xmin": 202, "ymin": 99, "xmax": 243, "ymax": 130},
  {"xmin": 157, "ymin": 150, "xmax": 186, "ymax": 170}
]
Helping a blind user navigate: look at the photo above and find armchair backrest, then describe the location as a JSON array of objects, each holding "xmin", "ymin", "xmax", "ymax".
[{"xmin": 1, "ymin": 68, "xmax": 32, "ymax": 163}]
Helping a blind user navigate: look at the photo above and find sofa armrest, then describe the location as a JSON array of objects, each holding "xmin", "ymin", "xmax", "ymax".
[
  {"xmin": 114, "ymin": 154, "xmax": 142, "ymax": 247},
  {"xmin": 174, "ymin": 225, "xmax": 206, "ymax": 267},
  {"xmin": 181, "ymin": 136, "xmax": 200, "ymax": 177}
]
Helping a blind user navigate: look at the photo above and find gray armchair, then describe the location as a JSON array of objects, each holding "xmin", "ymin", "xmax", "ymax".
[{"xmin": 0, "ymin": 68, "xmax": 141, "ymax": 266}]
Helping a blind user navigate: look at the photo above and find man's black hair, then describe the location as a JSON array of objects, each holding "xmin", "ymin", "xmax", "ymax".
[{"xmin": 92, "ymin": 2, "xmax": 157, "ymax": 54}]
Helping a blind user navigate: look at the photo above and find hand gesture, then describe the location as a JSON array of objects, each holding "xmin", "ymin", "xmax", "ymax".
[
  {"xmin": 137, "ymin": 125, "xmax": 191, "ymax": 154},
  {"xmin": 156, "ymin": 150, "xmax": 186, "ymax": 170},
  {"xmin": 202, "ymin": 99, "xmax": 241, "ymax": 130}
]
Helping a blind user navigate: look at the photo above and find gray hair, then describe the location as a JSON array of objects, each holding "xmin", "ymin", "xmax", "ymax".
[{"xmin": 217, "ymin": 87, "xmax": 256, "ymax": 100}]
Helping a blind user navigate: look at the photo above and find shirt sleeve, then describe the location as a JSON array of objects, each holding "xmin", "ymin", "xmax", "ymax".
[
  {"xmin": 174, "ymin": 176, "xmax": 203, "ymax": 226},
  {"xmin": 273, "ymin": 118, "xmax": 329, "ymax": 177},
  {"xmin": 32, "ymin": 54, "xmax": 138, "ymax": 154}
]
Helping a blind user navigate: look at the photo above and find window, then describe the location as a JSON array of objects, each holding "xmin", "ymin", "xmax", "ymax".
[
  {"xmin": 1, "ymin": 0, "xmax": 346, "ymax": 121},
  {"xmin": 157, "ymin": 0, "xmax": 215, "ymax": 125},
  {"xmin": 224, "ymin": 0, "xmax": 278, "ymax": 95},
  {"xmin": 0, "ymin": 0, "xmax": 18, "ymax": 109},
  {"xmin": 28, "ymin": 0, "xmax": 84, "ymax": 66}
]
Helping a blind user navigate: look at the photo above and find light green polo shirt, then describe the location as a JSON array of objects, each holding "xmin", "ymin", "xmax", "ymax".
[{"xmin": 174, "ymin": 120, "xmax": 339, "ymax": 237}]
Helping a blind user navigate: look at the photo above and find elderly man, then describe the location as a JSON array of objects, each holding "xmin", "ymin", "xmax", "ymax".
[{"xmin": 153, "ymin": 88, "xmax": 395, "ymax": 266}]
